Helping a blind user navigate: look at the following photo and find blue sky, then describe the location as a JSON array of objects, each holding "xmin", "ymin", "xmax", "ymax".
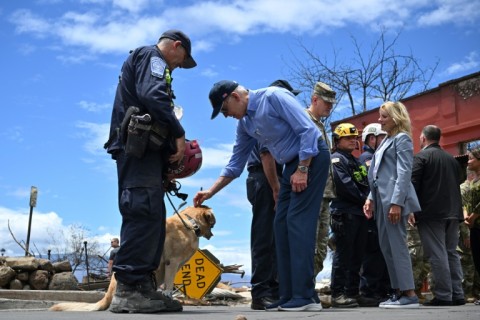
[{"xmin": 1, "ymin": 0, "xmax": 479, "ymax": 281}]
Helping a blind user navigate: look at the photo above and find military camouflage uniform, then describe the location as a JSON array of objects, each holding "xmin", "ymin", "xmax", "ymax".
[
  {"xmin": 460, "ymin": 179, "xmax": 480, "ymax": 304},
  {"xmin": 306, "ymin": 109, "xmax": 335, "ymax": 277},
  {"xmin": 458, "ymin": 222, "xmax": 479, "ymax": 299},
  {"xmin": 460, "ymin": 178, "xmax": 480, "ymax": 300},
  {"xmin": 407, "ymin": 224, "xmax": 431, "ymax": 294}
]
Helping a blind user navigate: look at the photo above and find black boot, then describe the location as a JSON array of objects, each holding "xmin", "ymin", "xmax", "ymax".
[
  {"xmin": 109, "ymin": 279, "xmax": 166, "ymax": 313},
  {"xmin": 137, "ymin": 275, "xmax": 183, "ymax": 312}
]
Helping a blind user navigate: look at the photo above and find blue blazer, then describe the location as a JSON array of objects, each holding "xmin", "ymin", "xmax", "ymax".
[{"xmin": 368, "ymin": 133, "xmax": 421, "ymax": 217}]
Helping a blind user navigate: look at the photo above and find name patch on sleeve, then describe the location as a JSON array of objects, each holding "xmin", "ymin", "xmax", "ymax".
[{"xmin": 151, "ymin": 57, "xmax": 165, "ymax": 78}]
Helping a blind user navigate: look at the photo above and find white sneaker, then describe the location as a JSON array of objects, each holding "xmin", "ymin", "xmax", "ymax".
[
  {"xmin": 382, "ymin": 296, "xmax": 419, "ymax": 309},
  {"xmin": 279, "ymin": 302, "xmax": 323, "ymax": 312}
]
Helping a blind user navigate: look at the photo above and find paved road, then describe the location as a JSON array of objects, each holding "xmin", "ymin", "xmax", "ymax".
[{"xmin": 1, "ymin": 303, "xmax": 479, "ymax": 320}]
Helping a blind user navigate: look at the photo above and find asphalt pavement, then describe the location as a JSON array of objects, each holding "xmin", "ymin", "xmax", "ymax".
[{"xmin": 1, "ymin": 300, "xmax": 479, "ymax": 320}]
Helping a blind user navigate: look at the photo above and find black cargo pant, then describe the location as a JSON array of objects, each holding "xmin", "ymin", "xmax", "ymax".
[
  {"xmin": 112, "ymin": 151, "xmax": 166, "ymax": 285},
  {"xmin": 331, "ymin": 212, "xmax": 368, "ymax": 298},
  {"xmin": 359, "ymin": 219, "xmax": 391, "ymax": 298},
  {"xmin": 246, "ymin": 166, "xmax": 279, "ymax": 300}
]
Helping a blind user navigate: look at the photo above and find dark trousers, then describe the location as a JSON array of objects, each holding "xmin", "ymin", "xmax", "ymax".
[
  {"xmin": 331, "ymin": 213, "xmax": 368, "ymax": 297},
  {"xmin": 360, "ymin": 219, "xmax": 391, "ymax": 297},
  {"xmin": 246, "ymin": 169, "xmax": 279, "ymax": 299},
  {"xmin": 472, "ymin": 227, "xmax": 480, "ymax": 276},
  {"xmin": 275, "ymin": 139, "xmax": 329, "ymax": 300},
  {"xmin": 113, "ymin": 153, "xmax": 166, "ymax": 285},
  {"xmin": 417, "ymin": 219, "xmax": 464, "ymax": 301}
]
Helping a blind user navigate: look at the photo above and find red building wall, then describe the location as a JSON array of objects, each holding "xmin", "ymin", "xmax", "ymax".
[{"xmin": 332, "ymin": 71, "xmax": 480, "ymax": 157}]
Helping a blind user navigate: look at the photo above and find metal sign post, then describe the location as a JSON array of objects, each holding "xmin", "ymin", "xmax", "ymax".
[
  {"xmin": 84, "ymin": 241, "xmax": 90, "ymax": 286},
  {"xmin": 25, "ymin": 186, "xmax": 37, "ymax": 256}
]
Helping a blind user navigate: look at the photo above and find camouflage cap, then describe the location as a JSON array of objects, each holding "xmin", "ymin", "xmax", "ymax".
[{"xmin": 313, "ymin": 82, "xmax": 336, "ymax": 104}]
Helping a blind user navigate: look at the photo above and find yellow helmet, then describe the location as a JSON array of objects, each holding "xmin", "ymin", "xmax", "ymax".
[{"xmin": 333, "ymin": 123, "xmax": 358, "ymax": 139}]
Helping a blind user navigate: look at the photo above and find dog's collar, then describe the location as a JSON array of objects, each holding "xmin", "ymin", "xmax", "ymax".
[{"xmin": 185, "ymin": 214, "xmax": 202, "ymax": 237}]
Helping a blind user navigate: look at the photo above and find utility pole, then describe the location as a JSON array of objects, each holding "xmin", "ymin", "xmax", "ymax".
[{"xmin": 25, "ymin": 186, "xmax": 37, "ymax": 256}]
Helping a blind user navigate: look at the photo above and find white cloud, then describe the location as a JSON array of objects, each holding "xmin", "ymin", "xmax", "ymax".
[
  {"xmin": 9, "ymin": 9, "xmax": 50, "ymax": 35},
  {"xmin": 78, "ymin": 100, "xmax": 111, "ymax": 113},
  {"xmin": 203, "ymin": 243, "xmax": 251, "ymax": 276},
  {"xmin": 2, "ymin": 126, "xmax": 24, "ymax": 143},
  {"xmin": 5, "ymin": 186, "xmax": 31, "ymax": 199},
  {"xmin": 76, "ymin": 121, "xmax": 110, "ymax": 155},
  {"xmin": 194, "ymin": 39, "xmax": 216, "ymax": 53},
  {"xmin": 201, "ymin": 67, "xmax": 219, "ymax": 78},
  {"xmin": 111, "ymin": 0, "xmax": 153, "ymax": 13},
  {"xmin": 200, "ymin": 143, "xmax": 234, "ymax": 168},
  {"xmin": 444, "ymin": 51, "xmax": 479, "ymax": 75},
  {"xmin": 178, "ymin": 176, "xmax": 219, "ymax": 190},
  {"xmin": 417, "ymin": 0, "xmax": 480, "ymax": 26},
  {"xmin": 79, "ymin": 0, "xmax": 154, "ymax": 13},
  {"xmin": 0, "ymin": 206, "xmax": 116, "ymax": 258},
  {"xmin": 0, "ymin": 206, "xmax": 63, "ymax": 256},
  {"xmin": 57, "ymin": 53, "xmax": 97, "ymax": 64},
  {"xmin": 9, "ymin": 1, "xmax": 480, "ymax": 58}
]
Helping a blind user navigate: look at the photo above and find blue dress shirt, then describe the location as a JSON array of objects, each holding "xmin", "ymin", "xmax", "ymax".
[{"xmin": 221, "ymin": 87, "xmax": 321, "ymax": 178}]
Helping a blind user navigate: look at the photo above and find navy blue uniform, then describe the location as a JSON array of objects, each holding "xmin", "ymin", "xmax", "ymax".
[
  {"xmin": 106, "ymin": 45, "xmax": 184, "ymax": 285},
  {"xmin": 358, "ymin": 145, "xmax": 375, "ymax": 165},
  {"xmin": 330, "ymin": 150, "xmax": 369, "ymax": 298},
  {"xmin": 246, "ymin": 144, "xmax": 281, "ymax": 300}
]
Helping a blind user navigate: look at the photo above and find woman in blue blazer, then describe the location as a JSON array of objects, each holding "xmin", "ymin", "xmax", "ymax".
[{"xmin": 363, "ymin": 101, "xmax": 421, "ymax": 309}]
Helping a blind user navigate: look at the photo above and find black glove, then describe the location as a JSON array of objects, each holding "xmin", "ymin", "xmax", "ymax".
[{"xmin": 330, "ymin": 214, "xmax": 345, "ymax": 236}]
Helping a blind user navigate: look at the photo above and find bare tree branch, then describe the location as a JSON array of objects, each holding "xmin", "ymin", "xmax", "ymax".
[
  {"xmin": 285, "ymin": 28, "xmax": 438, "ymax": 120},
  {"xmin": 8, "ymin": 219, "xmax": 34, "ymax": 256}
]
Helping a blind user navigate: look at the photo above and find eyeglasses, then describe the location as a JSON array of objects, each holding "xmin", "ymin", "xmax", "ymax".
[{"xmin": 220, "ymin": 94, "xmax": 232, "ymax": 115}]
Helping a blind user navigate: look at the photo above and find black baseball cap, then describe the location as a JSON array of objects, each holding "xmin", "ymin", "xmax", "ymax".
[
  {"xmin": 209, "ymin": 80, "xmax": 239, "ymax": 119},
  {"xmin": 269, "ymin": 79, "xmax": 301, "ymax": 96},
  {"xmin": 159, "ymin": 29, "xmax": 197, "ymax": 69}
]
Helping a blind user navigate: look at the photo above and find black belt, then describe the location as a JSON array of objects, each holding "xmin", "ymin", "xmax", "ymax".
[
  {"xmin": 248, "ymin": 165, "xmax": 283, "ymax": 176},
  {"xmin": 247, "ymin": 165, "xmax": 263, "ymax": 173}
]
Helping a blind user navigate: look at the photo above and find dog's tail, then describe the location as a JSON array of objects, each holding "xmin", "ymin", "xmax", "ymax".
[{"xmin": 49, "ymin": 274, "xmax": 117, "ymax": 312}]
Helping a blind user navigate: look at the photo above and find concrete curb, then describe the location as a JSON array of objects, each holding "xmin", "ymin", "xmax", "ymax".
[
  {"xmin": 0, "ymin": 290, "xmax": 104, "ymax": 302},
  {"xmin": 0, "ymin": 290, "xmax": 105, "ymax": 310},
  {"xmin": 0, "ymin": 298, "xmax": 54, "ymax": 310}
]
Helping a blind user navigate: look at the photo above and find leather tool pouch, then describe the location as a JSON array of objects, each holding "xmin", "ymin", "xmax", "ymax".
[
  {"xmin": 121, "ymin": 106, "xmax": 171, "ymax": 158},
  {"xmin": 125, "ymin": 113, "xmax": 152, "ymax": 159}
]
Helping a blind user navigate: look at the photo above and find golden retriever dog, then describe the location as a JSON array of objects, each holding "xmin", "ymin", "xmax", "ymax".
[{"xmin": 50, "ymin": 205, "xmax": 216, "ymax": 311}]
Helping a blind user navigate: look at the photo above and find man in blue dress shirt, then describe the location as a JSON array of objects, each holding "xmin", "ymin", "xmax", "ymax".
[{"xmin": 193, "ymin": 80, "xmax": 329, "ymax": 312}]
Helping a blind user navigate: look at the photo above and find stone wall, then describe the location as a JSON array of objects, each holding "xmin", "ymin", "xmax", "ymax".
[{"xmin": 0, "ymin": 256, "xmax": 79, "ymax": 290}]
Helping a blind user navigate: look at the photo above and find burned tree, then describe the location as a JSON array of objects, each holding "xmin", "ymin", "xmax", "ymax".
[{"xmin": 287, "ymin": 28, "xmax": 438, "ymax": 125}]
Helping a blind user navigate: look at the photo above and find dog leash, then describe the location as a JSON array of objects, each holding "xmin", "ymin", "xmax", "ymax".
[{"xmin": 165, "ymin": 192, "xmax": 201, "ymax": 237}]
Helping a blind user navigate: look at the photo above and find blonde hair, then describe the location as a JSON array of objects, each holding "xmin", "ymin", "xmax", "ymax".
[{"xmin": 380, "ymin": 101, "xmax": 412, "ymax": 137}]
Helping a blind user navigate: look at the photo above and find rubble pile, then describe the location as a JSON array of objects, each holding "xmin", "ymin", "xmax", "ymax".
[{"xmin": 0, "ymin": 257, "xmax": 78, "ymax": 291}]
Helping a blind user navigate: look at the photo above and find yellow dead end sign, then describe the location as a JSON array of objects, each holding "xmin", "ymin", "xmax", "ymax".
[{"xmin": 174, "ymin": 249, "xmax": 222, "ymax": 299}]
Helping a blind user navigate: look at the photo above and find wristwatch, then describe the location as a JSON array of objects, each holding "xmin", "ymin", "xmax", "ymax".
[{"xmin": 298, "ymin": 165, "xmax": 309, "ymax": 173}]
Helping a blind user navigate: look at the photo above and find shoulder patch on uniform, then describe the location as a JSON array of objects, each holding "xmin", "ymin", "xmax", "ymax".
[
  {"xmin": 331, "ymin": 157, "xmax": 340, "ymax": 164},
  {"xmin": 151, "ymin": 57, "xmax": 166, "ymax": 78}
]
